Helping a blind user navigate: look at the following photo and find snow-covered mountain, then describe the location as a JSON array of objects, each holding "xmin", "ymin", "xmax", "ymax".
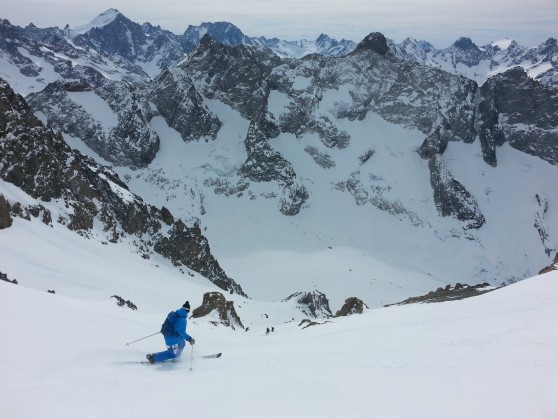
[
  {"xmin": 389, "ymin": 36, "xmax": 558, "ymax": 87},
  {"xmin": 2, "ymin": 20, "xmax": 558, "ymax": 306},
  {"xmin": 2, "ymin": 8, "xmax": 556, "ymax": 97},
  {"xmin": 1, "ymin": 10, "xmax": 558, "ymax": 417},
  {"xmin": 180, "ymin": 21, "xmax": 356, "ymax": 59},
  {"xmin": 1, "ymin": 8, "xmax": 557, "ymax": 301}
]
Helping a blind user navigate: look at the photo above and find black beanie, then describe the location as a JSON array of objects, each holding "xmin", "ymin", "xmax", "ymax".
[{"xmin": 183, "ymin": 301, "xmax": 190, "ymax": 310}]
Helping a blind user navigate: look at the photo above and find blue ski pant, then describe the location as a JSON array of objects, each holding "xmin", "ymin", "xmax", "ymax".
[{"xmin": 153, "ymin": 339, "xmax": 185, "ymax": 363}]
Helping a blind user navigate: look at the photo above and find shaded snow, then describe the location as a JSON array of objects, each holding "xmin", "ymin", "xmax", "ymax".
[{"xmin": 67, "ymin": 91, "xmax": 119, "ymax": 131}]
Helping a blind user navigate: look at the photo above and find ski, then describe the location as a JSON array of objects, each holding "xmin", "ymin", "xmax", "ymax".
[
  {"xmin": 115, "ymin": 353, "xmax": 221, "ymax": 365},
  {"xmin": 114, "ymin": 361, "xmax": 155, "ymax": 365},
  {"xmin": 201, "ymin": 352, "xmax": 222, "ymax": 359}
]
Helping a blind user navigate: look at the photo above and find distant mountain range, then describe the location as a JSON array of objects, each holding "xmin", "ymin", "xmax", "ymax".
[{"xmin": 1, "ymin": 8, "xmax": 556, "ymax": 95}]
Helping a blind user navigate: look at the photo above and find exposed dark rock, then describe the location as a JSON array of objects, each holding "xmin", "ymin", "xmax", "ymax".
[
  {"xmin": 385, "ymin": 282, "xmax": 494, "ymax": 306},
  {"xmin": 0, "ymin": 271, "xmax": 18, "ymax": 285},
  {"xmin": 298, "ymin": 319, "xmax": 321, "ymax": 329},
  {"xmin": 238, "ymin": 122, "xmax": 309, "ymax": 215},
  {"xmin": 182, "ymin": 22, "xmax": 251, "ymax": 52},
  {"xmin": 534, "ymin": 194, "xmax": 555, "ymax": 256},
  {"xmin": 539, "ymin": 252, "xmax": 558, "ymax": 275},
  {"xmin": 284, "ymin": 290, "xmax": 332, "ymax": 318},
  {"xmin": 26, "ymin": 204, "xmax": 52, "ymax": 225},
  {"xmin": 111, "ymin": 295, "xmax": 137, "ymax": 310},
  {"xmin": 27, "ymin": 73, "xmax": 160, "ymax": 169},
  {"xmin": 182, "ymin": 35, "xmax": 279, "ymax": 120},
  {"xmin": 191, "ymin": 291, "xmax": 244, "ymax": 330},
  {"xmin": 428, "ymin": 154, "xmax": 485, "ymax": 229},
  {"xmin": 358, "ymin": 149, "xmax": 375, "ymax": 165},
  {"xmin": 353, "ymin": 32, "xmax": 389, "ymax": 56},
  {"xmin": 447, "ymin": 37, "xmax": 484, "ymax": 67},
  {"xmin": 160, "ymin": 206, "xmax": 174, "ymax": 225},
  {"xmin": 304, "ymin": 146, "xmax": 336, "ymax": 169},
  {"xmin": 417, "ymin": 125, "xmax": 451, "ymax": 160},
  {"xmin": 0, "ymin": 194, "xmax": 12, "ymax": 228},
  {"xmin": 240, "ymin": 122, "xmax": 296, "ymax": 186},
  {"xmin": 279, "ymin": 184, "xmax": 309, "ymax": 216},
  {"xmin": 147, "ymin": 67, "xmax": 222, "ymax": 143},
  {"xmin": 478, "ymin": 68, "xmax": 558, "ymax": 166},
  {"xmin": 334, "ymin": 297, "xmax": 369, "ymax": 317}
]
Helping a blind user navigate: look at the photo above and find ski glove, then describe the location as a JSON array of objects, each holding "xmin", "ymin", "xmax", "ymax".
[{"xmin": 189, "ymin": 337, "xmax": 195, "ymax": 345}]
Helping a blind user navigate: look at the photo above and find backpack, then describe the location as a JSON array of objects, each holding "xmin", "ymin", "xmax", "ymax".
[{"xmin": 160, "ymin": 311, "xmax": 179, "ymax": 337}]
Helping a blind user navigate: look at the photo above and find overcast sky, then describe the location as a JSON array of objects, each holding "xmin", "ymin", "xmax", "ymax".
[{"xmin": 2, "ymin": 0, "xmax": 556, "ymax": 48}]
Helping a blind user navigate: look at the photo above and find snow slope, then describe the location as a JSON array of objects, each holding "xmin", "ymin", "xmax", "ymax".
[
  {"xmin": 0, "ymin": 215, "xmax": 557, "ymax": 418},
  {"xmin": 68, "ymin": 8, "xmax": 121, "ymax": 37},
  {"xmin": 102, "ymin": 97, "xmax": 558, "ymax": 307}
]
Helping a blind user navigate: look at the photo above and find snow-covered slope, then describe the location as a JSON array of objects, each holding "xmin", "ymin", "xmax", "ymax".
[
  {"xmin": 67, "ymin": 8, "xmax": 121, "ymax": 37},
  {"xmin": 0, "ymin": 227, "xmax": 557, "ymax": 419},
  {"xmin": 111, "ymin": 98, "xmax": 558, "ymax": 304}
]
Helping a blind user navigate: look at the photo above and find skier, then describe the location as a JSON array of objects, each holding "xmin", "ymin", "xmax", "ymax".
[{"xmin": 146, "ymin": 301, "xmax": 195, "ymax": 364}]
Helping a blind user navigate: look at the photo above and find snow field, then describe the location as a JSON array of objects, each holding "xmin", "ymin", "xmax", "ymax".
[{"xmin": 1, "ymin": 266, "xmax": 557, "ymax": 419}]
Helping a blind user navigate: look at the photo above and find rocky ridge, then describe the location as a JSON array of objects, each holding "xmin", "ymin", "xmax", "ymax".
[
  {"xmin": 0, "ymin": 77, "xmax": 245, "ymax": 296},
  {"xmin": 27, "ymin": 71, "xmax": 160, "ymax": 168},
  {"xmin": 385, "ymin": 282, "xmax": 494, "ymax": 306}
]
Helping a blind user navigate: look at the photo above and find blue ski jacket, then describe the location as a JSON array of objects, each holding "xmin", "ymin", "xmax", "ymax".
[{"xmin": 164, "ymin": 307, "xmax": 192, "ymax": 346}]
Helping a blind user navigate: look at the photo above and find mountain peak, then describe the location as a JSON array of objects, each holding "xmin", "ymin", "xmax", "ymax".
[
  {"xmin": 354, "ymin": 32, "xmax": 388, "ymax": 55},
  {"xmin": 490, "ymin": 38, "xmax": 514, "ymax": 50},
  {"xmin": 183, "ymin": 21, "xmax": 247, "ymax": 46},
  {"xmin": 69, "ymin": 8, "xmax": 123, "ymax": 37},
  {"xmin": 316, "ymin": 33, "xmax": 331, "ymax": 42},
  {"xmin": 452, "ymin": 37, "xmax": 480, "ymax": 51}
]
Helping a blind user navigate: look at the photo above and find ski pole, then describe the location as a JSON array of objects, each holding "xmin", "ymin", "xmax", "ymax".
[
  {"xmin": 189, "ymin": 345, "xmax": 194, "ymax": 371},
  {"xmin": 125, "ymin": 332, "xmax": 160, "ymax": 346}
]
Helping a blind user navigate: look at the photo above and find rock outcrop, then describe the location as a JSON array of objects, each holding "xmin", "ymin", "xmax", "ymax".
[
  {"xmin": 27, "ymin": 72, "xmax": 160, "ymax": 168},
  {"xmin": 334, "ymin": 297, "xmax": 369, "ymax": 317},
  {"xmin": 191, "ymin": 291, "xmax": 244, "ymax": 330},
  {"xmin": 478, "ymin": 67, "xmax": 558, "ymax": 167},
  {"xmin": 284, "ymin": 290, "xmax": 332, "ymax": 318},
  {"xmin": 0, "ymin": 194, "xmax": 12, "ymax": 229},
  {"xmin": 385, "ymin": 282, "xmax": 494, "ymax": 306},
  {"xmin": 147, "ymin": 67, "xmax": 222, "ymax": 143},
  {"xmin": 428, "ymin": 154, "xmax": 485, "ymax": 229},
  {"xmin": 539, "ymin": 252, "xmax": 558, "ymax": 275}
]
